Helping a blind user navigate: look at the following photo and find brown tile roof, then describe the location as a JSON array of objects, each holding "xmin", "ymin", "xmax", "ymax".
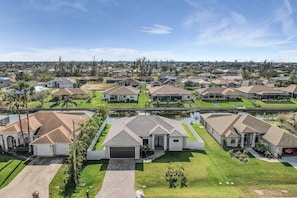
[
  {"xmin": 52, "ymin": 88, "xmax": 88, "ymax": 96},
  {"xmin": 277, "ymin": 84, "xmax": 297, "ymax": 93},
  {"xmin": 30, "ymin": 126, "xmax": 72, "ymax": 144},
  {"xmin": 0, "ymin": 115, "xmax": 42, "ymax": 134},
  {"xmin": 149, "ymin": 85, "xmax": 191, "ymax": 96},
  {"xmin": 236, "ymin": 85, "xmax": 284, "ymax": 94},
  {"xmin": 104, "ymin": 86, "xmax": 139, "ymax": 95}
]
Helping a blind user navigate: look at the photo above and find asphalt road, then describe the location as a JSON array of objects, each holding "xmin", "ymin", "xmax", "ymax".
[{"xmin": 0, "ymin": 157, "xmax": 64, "ymax": 198}]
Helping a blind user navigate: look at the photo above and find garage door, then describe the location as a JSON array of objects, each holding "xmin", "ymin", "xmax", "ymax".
[
  {"xmin": 35, "ymin": 145, "xmax": 53, "ymax": 156},
  {"xmin": 110, "ymin": 147, "xmax": 135, "ymax": 158}
]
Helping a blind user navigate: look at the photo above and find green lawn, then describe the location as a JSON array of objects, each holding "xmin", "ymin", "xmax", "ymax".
[
  {"xmin": 216, "ymin": 99, "xmax": 255, "ymax": 108},
  {"xmin": 0, "ymin": 154, "xmax": 26, "ymax": 189},
  {"xmin": 49, "ymin": 160, "xmax": 108, "ymax": 198},
  {"xmin": 253, "ymin": 99, "xmax": 297, "ymax": 108},
  {"xmin": 93, "ymin": 124, "xmax": 111, "ymax": 150},
  {"xmin": 135, "ymin": 124, "xmax": 297, "ymax": 197},
  {"xmin": 182, "ymin": 123, "xmax": 196, "ymax": 141}
]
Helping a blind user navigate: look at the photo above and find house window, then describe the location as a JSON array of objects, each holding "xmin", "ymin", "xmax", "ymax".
[
  {"xmin": 231, "ymin": 138, "xmax": 235, "ymax": 144},
  {"xmin": 173, "ymin": 139, "xmax": 179, "ymax": 142},
  {"xmin": 143, "ymin": 139, "xmax": 149, "ymax": 145}
]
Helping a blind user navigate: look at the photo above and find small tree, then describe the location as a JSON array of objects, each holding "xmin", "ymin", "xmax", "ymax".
[{"xmin": 165, "ymin": 162, "xmax": 187, "ymax": 188}]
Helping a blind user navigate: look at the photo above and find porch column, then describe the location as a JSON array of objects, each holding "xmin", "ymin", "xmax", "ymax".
[
  {"xmin": 240, "ymin": 133, "xmax": 244, "ymax": 148},
  {"xmin": 251, "ymin": 133, "xmax": 256, "ymax": 148},
  {"xmin": 151, "ymin": 135, "xmax": 155, "ymax": 150},
  {"xmin": 163, "ymin": 134, "xmax": 167, "ymax": 151}
]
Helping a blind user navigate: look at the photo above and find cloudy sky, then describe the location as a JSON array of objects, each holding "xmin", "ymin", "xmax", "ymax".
[{"xmin": 0, "ymin": 0, "xmax": 297, "ymax": 62}]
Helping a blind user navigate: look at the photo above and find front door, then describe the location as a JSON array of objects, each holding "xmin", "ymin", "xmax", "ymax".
[{"xmin": 154, "ymin": 135, "xmax": 164, "ymax": 150}]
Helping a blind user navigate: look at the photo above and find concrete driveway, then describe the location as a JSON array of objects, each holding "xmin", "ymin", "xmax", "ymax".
[
  {"xmin": 95, "ymin": 159, "xmax": 135, "ymax": 198},
  {"xmin": 0, "ymin": 157, "xmax": 64, "ymax": 198}
]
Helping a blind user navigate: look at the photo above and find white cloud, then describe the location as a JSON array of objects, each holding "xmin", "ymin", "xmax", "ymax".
[
  {"xmin": 140, "ymin": 24, "xmax": 173, "ymax": 35},
  {"xmin": 274, "ymin": 49, "xmax": 297, "ymax": 62},
  {"xmin": 0, "ymin": 47, "xmax": 177, "ymax": 61}
]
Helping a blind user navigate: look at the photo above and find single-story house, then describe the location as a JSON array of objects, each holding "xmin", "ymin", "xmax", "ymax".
[
  {"xmin": 211, "ymin": 78, "xmax": 241, "ymax": 88},
  {"xmin": 283, "ymin": 112, "xmax": 297, "ymax": 133},
  {"xmin": 118, "ymin": 78, "xmax": 141, "ymax": 88},
  {"xmin": 149, "ymin": 85, "xmax": 192, "ymax": 102},
  {"xmin": 277, "ymin": 84, "xmax": 297, "ymax": 98},
  {"xmin": 0, "ymin": 111, "xmax": 92, "ymax": 156},
  {"xmin": 236, "ymin": 85, "xmax": 289, "ymax": 100},
  {"xmin": 195, "ymin": 87, "xmax": 241, "ymax": 101},
  {"xmin": 44, "ymin": 77, "xmax": 75, "ymax": 88},
  {"xmin": 184, "ymin": 78, "xmax": 211, "ymax": 88},
  {"xmin": 106, "ymin": 76, "xmax": 128, "ymax": 84},
  {"xmin": 136, "ymin": 76, "xmax": 154, "ymax": 83},
  {"xmin": 200, "ymin": 113, "xmax": 297, "ymax": 157},
  {"xmin": 52, "ymin": 88, "xmax": 89, "ymax": 99},
  {"xmin": 103, "ymin": 115, "xmax": 189, "ymax": 159},
  {"xmin": 103, "ymin": 86, "xmax": 139, "ymax": 102}
]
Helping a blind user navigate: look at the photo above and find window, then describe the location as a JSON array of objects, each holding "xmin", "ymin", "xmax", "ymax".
[
  {"xmin": 173, "ymin": 139, "xmax": 179, "ymax": 142},
  {"xmin": 143, "ymin": 139, "xmax": 149, "ymax": 145},
  {"xmin": 231, "ymin": 138, "xmax": 235, "ymax": 144}
]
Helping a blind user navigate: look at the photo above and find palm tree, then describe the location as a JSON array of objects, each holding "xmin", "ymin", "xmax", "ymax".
[
  {"xmin": 13, "ymin": 81, "xmax": 32, "ymax": 149},
  {"xmin": 6, "ymin": 93, "xmax": 25, "ymax": 145},
  {"xmin": 61, "ymin": 96, "xmax": 78, "ymax": 110}
]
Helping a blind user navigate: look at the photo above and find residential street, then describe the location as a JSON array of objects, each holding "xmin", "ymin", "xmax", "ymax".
[{"xmin": 0, "ymin": 157, "xmax": 64, "ymax": 198}]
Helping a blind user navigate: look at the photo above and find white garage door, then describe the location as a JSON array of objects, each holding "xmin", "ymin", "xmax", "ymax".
[
  {"xmin": 36, "ymin": 145, "xmax": 53, "ymax": 156},
  {"xmin": 55, "ymin": 144, "xmax": 69, "ymax": 155}
]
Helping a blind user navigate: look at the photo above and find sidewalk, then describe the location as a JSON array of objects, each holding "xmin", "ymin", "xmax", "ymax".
[{"xmin": 247, "ymin": 148, "xmax": 297, "ymax": 169}]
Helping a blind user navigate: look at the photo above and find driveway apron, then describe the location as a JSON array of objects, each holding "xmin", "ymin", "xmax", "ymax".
[
  {"xmin": 0, "ymin": 157, "xmax": 64, "ymax": 198},
  {"xmin": 96, "ymin": 159, "xmax": 135, "ymax": 198}
]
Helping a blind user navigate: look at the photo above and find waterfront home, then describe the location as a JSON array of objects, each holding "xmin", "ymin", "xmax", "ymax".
[
  {"xmin": 200, "ymin": 113, "xmax": 297, "ymax": 157},
  {"xmin": 103, "ymin": 115, "xmax": 188, "ymax": 159},
  {"xmin": 52, "ymin": 88, "xmax": 89, "ymax": 99},
  {"xmin": 195, "ymin": 87, "xmax": 241, "ymax": 101},
  {"xmin": 235, "ymin": 85, "xmax": 289, "ymax": 100},
  {"xmin": 277, "ymin": 84, "xmax": 297, "ymax": 98},
  {"xmin": 149, "ymin": 85, "xmax": 192, "ymax": 103},
  {"xmin": 103, "ymin": 86, "xmax": 139, "ymax": 102}
]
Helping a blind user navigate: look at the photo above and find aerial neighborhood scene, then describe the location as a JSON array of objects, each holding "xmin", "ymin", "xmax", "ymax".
[{"xmin": 1, "ymin": 0, "xmax": 297, "ymax": 198}]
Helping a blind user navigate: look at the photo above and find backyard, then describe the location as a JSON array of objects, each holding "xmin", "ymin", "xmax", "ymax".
[{"xmin": 134, "ymin": 124, "xmax": 297, "ymax": 197}]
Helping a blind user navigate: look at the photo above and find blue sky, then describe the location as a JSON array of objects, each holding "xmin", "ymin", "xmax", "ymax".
[{"xmin": 0, "ymin": 0, "xmax": 297, "ymax": 62}]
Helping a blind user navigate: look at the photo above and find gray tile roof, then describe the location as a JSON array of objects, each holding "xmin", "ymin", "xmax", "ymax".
[{"xmin": 103, "ymin": 115, "xmax": 188, "ymax": 146}]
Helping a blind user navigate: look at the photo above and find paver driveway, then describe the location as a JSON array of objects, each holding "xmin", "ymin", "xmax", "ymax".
[
  {"xmin": 0, "ymin": 157, "xmax": 64, "ymax": 198},
  {"xmin": 95, "ymin": 159, "xmax": 135, "ymax": 198}
]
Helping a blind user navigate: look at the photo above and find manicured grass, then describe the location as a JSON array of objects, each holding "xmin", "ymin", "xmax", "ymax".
[
  {"xmin": 217, "ymin": 99, "xmax": 255, "ymax": 108},
  {"xmin": 94, "ymin": 124, "xmax": 111, "ymax": 150},
  {"xmin": 135, "ymin": 124, "xmax": 297, "ymax": 197},
  {"xmin": 182, "ymin": 123, "xmax": 196, "ymax": 141},
  {"xmin": 253, "ymin": 99, "xmax": 297, "ymax": 108},
  {"xmin": 0, "ymin": 154, "xmax": 26, "ymax": 189},
  {"xmin": 49, "ymin": 160, "xmax": 108, "ymax": 198}
]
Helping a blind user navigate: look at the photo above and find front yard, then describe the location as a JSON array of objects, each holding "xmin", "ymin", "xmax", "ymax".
[
  {"xmin": 0, "ymin": 154, "xmax": 26, "ymax": 189},
  {"xmin": 135, "ymin": 124, "xmax": 297, "ymax": 197}
]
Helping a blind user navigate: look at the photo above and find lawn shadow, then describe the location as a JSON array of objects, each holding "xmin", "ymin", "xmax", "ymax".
[
  {"xmin": 281, "ymin": 162, "xmax": 293, "ymax": 167},
  {"xmin": 135, "ymin": 163, "xmax": 144, "ymax": 171}
]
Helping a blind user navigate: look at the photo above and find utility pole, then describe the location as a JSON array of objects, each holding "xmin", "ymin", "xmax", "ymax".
[{"xmin": 72, "ymin": 120, "xmax": 78, "ymax": 186}]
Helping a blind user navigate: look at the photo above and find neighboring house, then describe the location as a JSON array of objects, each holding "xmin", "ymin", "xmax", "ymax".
[
  {"xmin": 52, "ymin": 88, "xmax": 89, "ymax": 99},
  {"xmin": 211, "ymin": 78, "xmax": 241, "ymax": 88},
  {"xmin": 103, "ymin": 86, "xmax": 139, "ymax": 102},
  {"xmin": 118, "ymin": 78, "xmax": 141, "ymax": 88},
  {"xmin": 44, "ymin": 77, "xmax": 75, "ymax": 88},
  {"xmin": 183, "ymin": 78, "xmax": 211, "ymax": 88},
  {"xmin": 283, "ymin": 112, "xmax": 297, "ymax": 133},
  {"xmin": 136, "ymin": 76, "xmax": 154, "ymax": 83},
  {"xmin": 0, "ymin": 111, "xmax": 92, "ymax": 156},
  {"xmin": 195, "ymin": 87, "xmax": 241, "ymax": 101},
  {"xmin": 158, "ymin": 74, "xmax": 178, "ymax": 83},
  {"xmin": 0, "ymin": 77, "xmax": 12, "ymax": 88},
  {"xmin": 200, "ymin": 113, "xmax": 297, "ymax": 157},
  {"xmin": 0, "ymin": 115, "xmax": 9, "ymax": 126},
  {"xmin": 149, "ymin": 85, "xmax": 192, "ymax": 102},
  {"xmin": 150, "ymin": 80, "xmax": 162, "ymax": 87},
  {"xmin": 103, "ymin": 115, "xmax": 189, "ymax": 159},
  {"xmin": 106, "ymin": 76, "xmax": 128, "ymax": 84},
  {"xmin": 277, "ymin": 84, "xmax": 297, "ymax": 98},
  {"xmin": 236, "ymin": 85, "xmax": 289, "ymax": 100}
]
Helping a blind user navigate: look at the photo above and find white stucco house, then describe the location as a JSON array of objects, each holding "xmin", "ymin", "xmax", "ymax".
[
  {"xmin": 200, "ymin": 113, "xmax": 297, "ymax": 157},
  {"xmin": 103, "ymin": 115, "xmax": 189, "ymax": 159},
  {"xmin": 0, "ymin": 111, "xmax": 93, "ymax": 156},
  {"xmin": 103, "ymin": 86, "xmax": 139, "ymax": 102}
]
